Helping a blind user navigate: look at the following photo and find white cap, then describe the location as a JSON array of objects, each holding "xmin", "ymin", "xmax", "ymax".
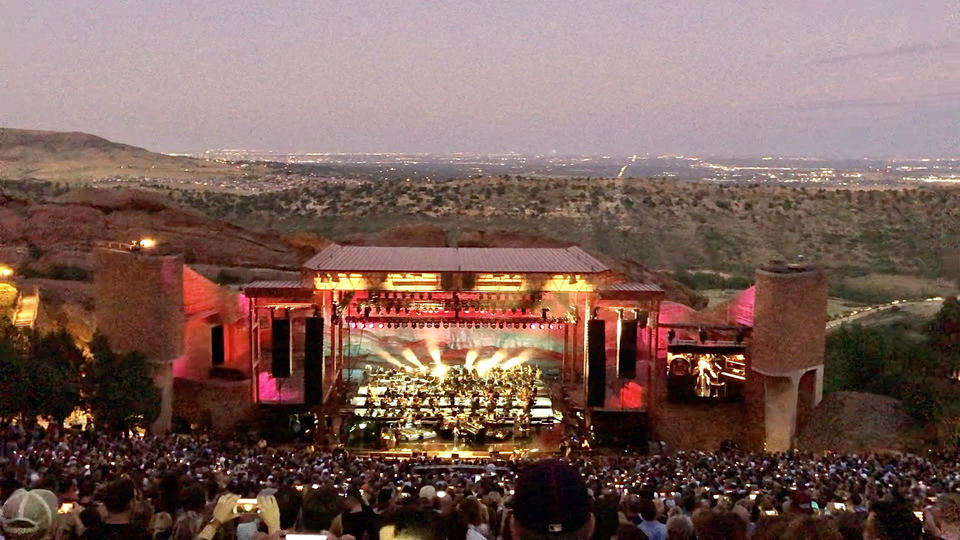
[
  {"xmin": 1, "ymin": 489, "xmax": 58, "ymax": 536},
  {"xmin": 419, "ymin": 485, "xmax": 437, "ymax": 500}
]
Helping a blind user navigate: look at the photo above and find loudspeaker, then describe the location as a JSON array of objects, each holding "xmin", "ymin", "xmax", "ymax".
[
  {"xmin": 271, "ymin": 318, "xmax": 291, "ymax": 378},
  {"xmin": 211, "ymin": 325, "xmax": 224, "ymax": 366},
  {"xmin": 587, "ymin": 319, "xmax": 606, "ymax": 407},
  {"xmin": 304, "ymin": 316, "xmax": 324, "ymax": 405},
  {"xmin": 618, "ymin": 320, "xmax": 638, "ymax": 379}
]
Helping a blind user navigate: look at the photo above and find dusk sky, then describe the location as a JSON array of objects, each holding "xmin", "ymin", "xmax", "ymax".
[{"xmin": 1, "ymin": 1, "xmax": 957, "ymax": 157}]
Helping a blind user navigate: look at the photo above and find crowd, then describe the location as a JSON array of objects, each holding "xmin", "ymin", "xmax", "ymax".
[{"xmin": 1, "ymin": 428, "xmax": 959, "ymax": 540}]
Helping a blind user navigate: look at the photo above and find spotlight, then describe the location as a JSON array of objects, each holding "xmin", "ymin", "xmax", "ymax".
[
  {"xmin": 378, "ymin": 323, "xmax": 384, "ymax": 329},
  {"xmin": 522, "ymin": 323, "xmax": 527, "ymax": 329},
  {"xmin": 498, "ymin": 322, "xmax": 504, "ymax": 329},
  {"xmin": 541, "ymin": 308, "xmax": 549, "ymax": 320},
  {"xmin": 549, "ymin": 323, "xmax": 555, "ymax": 330}
]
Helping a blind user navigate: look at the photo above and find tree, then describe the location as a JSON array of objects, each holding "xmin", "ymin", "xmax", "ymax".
[
  {"xmin": 0, "ymin": 336, "xmax": 27, "ymax": 421},
  {"xmin": 86, "ymin": 334, "xmax": 160, "ymax": 433},
  {"xmin": 927, "ymin": 296, "xmax": 960, "ymax": 375},
  {"xmin": 29, "ymin": 329, "xmax": 84, "ymax": 426}
]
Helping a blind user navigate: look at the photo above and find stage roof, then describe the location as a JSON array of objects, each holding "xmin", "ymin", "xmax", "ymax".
[{"xmin": 304, "ymin": 244, "xmax": 611, "ymax": 274}]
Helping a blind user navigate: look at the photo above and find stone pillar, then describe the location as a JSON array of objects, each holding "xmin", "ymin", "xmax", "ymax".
[
  {"xmin": 94, "ymin": 248, "xmax": 184, "ymax": 434},
  {"xmin": 749, "ymin": 264, "xmax": 828, "ymax": 451},
  {"xmin": 152, "ymin": 362, "xmax": 175, "ymax": 433}
]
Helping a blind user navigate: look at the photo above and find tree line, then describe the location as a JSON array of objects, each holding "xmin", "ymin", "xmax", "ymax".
[
  {"xmin": 0, "ymin": 318, "xmax": 159, "ymax": 434},
  {"xmin": 824, "ymin": 296, "xmax": 960, "ymax": 431}
]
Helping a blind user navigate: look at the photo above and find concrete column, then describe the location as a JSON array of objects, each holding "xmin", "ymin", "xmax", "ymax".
[
  {"xmin": 763, "ymin": 375, "xmax": 799, "ymax": 452},
  {"xmin": 151, "ymin": 362, "xmax": 175, "ymax": 434}
]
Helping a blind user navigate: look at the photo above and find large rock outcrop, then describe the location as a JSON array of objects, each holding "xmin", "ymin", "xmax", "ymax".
[{"xmin": 797, "ymin": 391, "xmax": 922, "ymax": 453}]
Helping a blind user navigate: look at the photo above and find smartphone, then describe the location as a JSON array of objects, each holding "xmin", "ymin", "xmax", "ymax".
[
  {"xmin": 58, "ymin": 502, "xmax": 75, "ymax": 514},
  {"xmin": 235, "ymin": 498, "xmax": 258, "ymax": 514},
  {"xmin": 914, "ymin": 511, "xmax": 924, "ymax": 521}
]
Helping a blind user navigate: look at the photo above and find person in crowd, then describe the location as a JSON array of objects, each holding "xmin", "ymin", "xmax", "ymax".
[
  {"xmin": 83, "ymin": 478, "xmax": 151, "ymax": 540},
  {"xmin": 664, "ymin": 514, "xmax": 694, "ymax": 540},
  {"xmin": 459, "ymin": 497, "xmax": 490, "ymax": 540},
  {"xmin": 863, "ymin": 500, "xmax": 922, "ymax": 540},
  {"xmin": 635, "ymin": 499, "xmax": 665, "ymax": 540},
  {"xmin": 379, "ymin": 508, "xmax": 446, "ymax": 540},
  {"xmin": 925, "ymin": 493, "xmax": 960, "ymax": 539},
  {"xmin": 170, "ymin": 484, "xmax": 206, "ymax": 540},
  {"xmin": 510, "ymin": 460, "xmax": 594, "ymax": 540},
  {"xmin": 1, "ymin": 488, "xmax": 59, "ymax": 540},
  {"xmin": 331, "ymin": 487, "xmax": 376, "ymax": 540}
]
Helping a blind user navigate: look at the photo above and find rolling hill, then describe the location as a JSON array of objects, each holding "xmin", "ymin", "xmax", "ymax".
[{"xmin": 0, "ymin": 128, "xmax": 258, "ymax": 182}]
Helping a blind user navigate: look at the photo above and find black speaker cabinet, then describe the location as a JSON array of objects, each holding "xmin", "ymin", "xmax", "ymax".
[
  {"xmin": 304, "ymin": 316, "xmax": 324, "ymax": 405},
  {"xmin": 587, "ymin": 319, "xmax": 606, "ymax": 407},
  {"xmin": 618, "ymin": 320, "xmax": 638, "ymax": 379},
  {"xmin": 271, "ymin": 319, "xmax": 291, "ymax": 378}
]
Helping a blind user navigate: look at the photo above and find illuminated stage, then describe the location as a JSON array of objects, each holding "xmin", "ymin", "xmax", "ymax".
[{"xmin": 242, "ymin": 244, "xmax": 664, "ymax": 448}]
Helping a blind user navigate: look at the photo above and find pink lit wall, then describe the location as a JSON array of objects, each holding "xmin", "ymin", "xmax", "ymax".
[{"xmin": 173, "ymin": 267, "xmax": 251, "ymax": 380}]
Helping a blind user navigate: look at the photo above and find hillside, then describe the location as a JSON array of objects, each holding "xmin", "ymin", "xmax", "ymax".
[
  {"xmin": 1, "ymin": 129, "xmax": 956, "ymax": 286},
  {"xmin": 0, "ymin": 128, "xmax": 256, "ymax": 182},
  {"xmin": 154, "ymin": 176, "xmax": 959, "ymax": 280},
  {"xmin": 0, "ymin": 188, "xmax": 705, "ymax": 307}
]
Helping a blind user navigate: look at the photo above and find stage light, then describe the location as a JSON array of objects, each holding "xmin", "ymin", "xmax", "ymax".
[
  {"xmin": 699, "ymin": 328, "xmax": 708, "ymax": 342},
  {"xmin": 139, "ymin": 238, "xmax": 156, "ymax": 249},
  {"xmin": 378, "ymin": 323, "xmax": 384, "ymax": 329},
  {"xmin": 0, "ymin": 266, "xmax": 12, "ymax": 278},
  {"xmin": 549, "ymin": 323, "xmax": 555, "ymax": 330}
]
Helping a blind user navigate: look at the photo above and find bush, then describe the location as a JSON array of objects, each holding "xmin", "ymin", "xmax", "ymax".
[
  {"xmin": 673, "ymin": 270, "xmax": 752, "ymax": 290},
  {"xmin": 215, "ymin": 270, "xmax": 244, "ymax": 285}
]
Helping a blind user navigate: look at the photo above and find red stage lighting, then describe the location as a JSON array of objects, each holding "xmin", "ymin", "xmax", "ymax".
[{"xmin": 378, "ymin": 323, "xmax": 384, "ymax": 329}]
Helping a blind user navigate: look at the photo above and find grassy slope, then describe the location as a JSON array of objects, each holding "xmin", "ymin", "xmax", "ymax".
[{"xmin": 0, "ymin": 128, "xmax": 261, "ymax": 181}]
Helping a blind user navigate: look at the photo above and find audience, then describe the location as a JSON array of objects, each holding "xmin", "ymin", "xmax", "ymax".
[{"xmin": 1, "ymin": 428, "xmax": 957, "ymax": 539}]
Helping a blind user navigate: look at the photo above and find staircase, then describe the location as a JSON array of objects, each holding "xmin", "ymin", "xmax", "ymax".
[{"xmin": 12, "ymin": 288, "xmax": 39, "ymax": 329}]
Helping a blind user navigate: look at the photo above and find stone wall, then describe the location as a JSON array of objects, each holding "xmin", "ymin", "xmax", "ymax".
[{"xmin": 173, "ymin": 378, "xmax": 256, "ymax": 434}]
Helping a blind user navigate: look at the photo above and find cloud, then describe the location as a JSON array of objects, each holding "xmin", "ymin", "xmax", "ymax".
[
  {"xmin": 812, "ymin": 41, "xmax": 960, "ymax": 66},
  {"xmin": 750, "ymin": 90, "xmax": 960, "ymax": 113}
]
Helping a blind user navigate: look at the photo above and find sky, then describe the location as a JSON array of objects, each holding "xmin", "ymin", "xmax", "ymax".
[{"xmin": 0, "ymin": 1, "xmax": 957, "ymax": 157}]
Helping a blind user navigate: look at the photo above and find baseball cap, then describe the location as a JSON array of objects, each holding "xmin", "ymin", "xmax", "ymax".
[
  {"xmin": 513, "ymin": 460, "xmax": 591, "ymax": 534},
  {"xmin": 1, "ymin": 488, "xmax": 58, "ymax": 536},
  {"xmin": 419, "ymin": 485, "xmax": 437, "ymax": 501}
]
